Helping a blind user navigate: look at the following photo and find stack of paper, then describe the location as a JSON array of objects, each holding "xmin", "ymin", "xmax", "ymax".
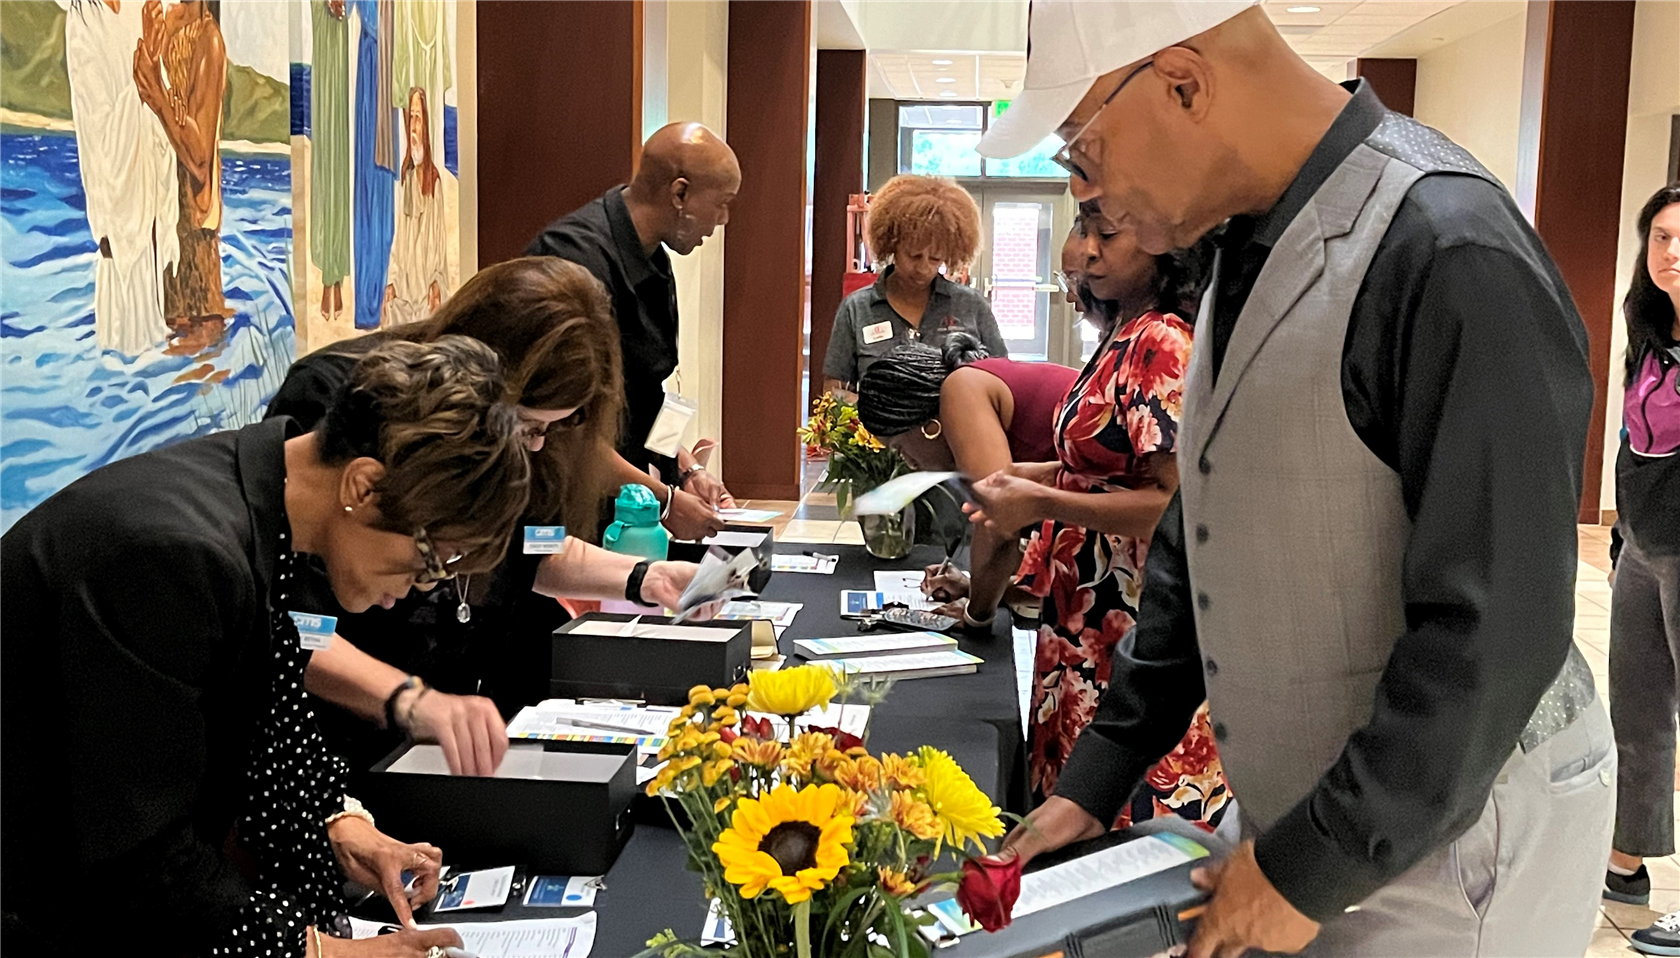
[
  {"xmin": 718, "ymin": 507, "xmax": 783, "ymax": 523},
  {"xmin": 506, "ymin": 700, "xmax": 682, "ymax": 750},
  {"xmin": 822, "ymin": 649, "xmax": 983, "ymax": 679},
  {"xmin": 793, "ymin": 632, "xmax": 958, "ymax": 660},
  {"xmin": 840, "ymin": 589, "xmax": 940, "ymax": 617},
  {"xmin": 418, "ymin": 914, "xmax": 598, "ymax": 957},
  {"xmin": 771, "ymin": 552, "xmax": 839, "ymax": 574}
]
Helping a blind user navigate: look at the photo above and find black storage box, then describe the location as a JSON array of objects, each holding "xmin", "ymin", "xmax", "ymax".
[
  {"xmin": 938, "ymin": 818, "xmax": 1226, "ymax": 958},
  {"xmin": 667, "ymin": 523, "xmax": 775, "ymax": 564},
  {"xmin": 551, "ymin": 612, "xmax": 752, "ymax": 705},
  {"xmin": 354, "ymin": 741, "xmax": 637, "ymax": 875}
]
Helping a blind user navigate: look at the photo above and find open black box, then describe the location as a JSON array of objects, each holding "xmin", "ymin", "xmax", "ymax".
[
  {"xmin": 352, "ymin": 739, "xmax": 638, "ymax": 876},
  {"xmin": 550, "ymin": 612, "xmax": 753, "ymax": 706},
  {"xmin": 667, "ymin": 522, "xmax": 776, "ymax": 565}
]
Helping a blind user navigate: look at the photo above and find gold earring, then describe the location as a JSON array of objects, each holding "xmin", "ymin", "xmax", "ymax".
[{"xmin": 921, "ymin": 419, "xmax": 943, "ymax": 440}]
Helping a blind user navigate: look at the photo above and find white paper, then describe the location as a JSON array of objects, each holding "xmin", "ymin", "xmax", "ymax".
[
  {"xmin": 718, "ymin": 507, "xmax": 782, "ymax": 523},
  {"xmin": 507, "ymin": 701, "xmax": 682, "ymax": 748},
  {"xmin": 794, "ymin": 632, "xmax": 957, "ymax": 659},
  {"xmin": 565, "ymin": 619, "xmax": 737, "ymax": 642},
  {"xmin": 825, "ymin": 649, "xmax": 983, "ymax": 677},
  {"xmin": 525, "ymin": 875, "xmax": 601, "ymax": 908},
  {"xmin": 873, "ymin": 571, "xmax": 926, "ymax": 592},
  {"xmin": 771, "ymin": 553, "xmax": 838, "ymax": 575},
  {"xmin": 434, "ymin": 865, "xmax": 516, "ymax": 912},
  {"xmin": 751, "ymin": 702, "xmax": 871, "ymax": 739},
  {"xmin": 673, "ymin": 548, "xmax": 760, "ymax": 620},
  {"xmin": 929, "ymin": 834, "xmax": 1209, "ymax": 936},
  {"xmin": 750, "ymin": 654, "xmax": 786, "ymax": 672},
  {"xmin": 716, "ymin": 600, "xmax": 802, "ymax": 628},
  {"xmin": 841, "ymin": 589, "xmax": 940, "ymax": 616},
  {"xmin": 645, "ymin": 392, "xmax": 698, "ymax": 458},
  {"xmin": 421, "ymin": 914, "xmax": 598, "ymax": 958},
  {"xmin": 702, "ymin": 530, "xmax": 768, "ymax": 548},
  {"xmin": 851, "ymin": 471, "xmax": 962, "ymax": 516},
  {"xmin": 702, "ymin": 899, "xmax": 735, "ymax": 945}
]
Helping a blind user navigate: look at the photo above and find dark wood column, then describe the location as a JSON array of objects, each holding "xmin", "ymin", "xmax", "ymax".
[
  {"xmin": 1515, "ymin": 0, "xmax": 1637, "ymax": 523},
  {"xmin": 810, "ymin": 49, "xmax": 867, "ymax": 407},
  {"xmin": 720, "ymin": 1, "xmax": 813, "ymax": 501},
  {"xmin": 476, "ymin": 1, "xmax": 643, "ymax": 265},
  {"xmin": 1353, "ymin": 58, "xmax": 1416, "ymax": 116}
]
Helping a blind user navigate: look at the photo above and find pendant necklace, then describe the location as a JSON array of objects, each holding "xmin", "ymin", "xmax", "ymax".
[{"xmin": 456, "ymin": 574, "xmax": 472, "ymax": 623}]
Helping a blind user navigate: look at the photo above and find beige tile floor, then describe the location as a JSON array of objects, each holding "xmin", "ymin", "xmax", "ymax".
[{"xmin": 749, "ymin": 505, "xmax": 1665, "ymax": 951}]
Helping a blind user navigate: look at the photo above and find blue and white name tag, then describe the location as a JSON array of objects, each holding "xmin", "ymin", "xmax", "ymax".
[
  {"xmin": 288, "ymin": 611, "xmax": 337, "ymax": 651},
  {"xmin": 523, "ymin": 525, "xmax": 568, "ymax": 555}
]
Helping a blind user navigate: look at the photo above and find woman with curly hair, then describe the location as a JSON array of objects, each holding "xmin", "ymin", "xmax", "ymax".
[{"xmin": 822, "ymin": 175, "xmax": 1007, "ymax": 396}]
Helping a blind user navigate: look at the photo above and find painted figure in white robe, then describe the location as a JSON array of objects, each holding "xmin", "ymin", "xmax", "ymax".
[
  {"xmin": 61, "ymin": 0, "xmax": 179, "ymax": 356},
  {"xmin": 383, "ymin": 86, "xmax": 446, "ymax": 326}
]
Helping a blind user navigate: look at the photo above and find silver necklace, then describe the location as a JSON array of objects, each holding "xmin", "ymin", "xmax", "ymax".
[{"xmin": 456, "ymin": 574, "xmax": 472, "ymax": 623}]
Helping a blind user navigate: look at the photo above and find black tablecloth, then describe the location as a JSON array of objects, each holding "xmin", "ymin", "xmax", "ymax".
[{"xmin": 378, "ymin": 541, "xmax": 1027, "ymax": 957}]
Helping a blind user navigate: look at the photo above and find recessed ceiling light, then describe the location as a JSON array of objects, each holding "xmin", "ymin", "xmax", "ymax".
[
  {"xmin": 1286, "ymin": 5, "xmax": 1321, "ymax": 12},
  {"xmin": 939, "ymin": 91, "xmax": 959, "ymax": 98},
  {"xmin": 936, "ymin": 77, "xmax": 956, "ymax": 83},
  {"xmin": 932, "ymin": 59, "xmax": 953, "ymax": 66}
]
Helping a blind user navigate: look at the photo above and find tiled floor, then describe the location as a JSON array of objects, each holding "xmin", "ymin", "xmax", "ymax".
[{"xmin": 749, "ymin": 494, "xmax": 1662, "ymax": 951}]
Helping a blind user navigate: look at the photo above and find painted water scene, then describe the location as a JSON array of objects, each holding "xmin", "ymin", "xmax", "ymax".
[{"xmin": 0, "ymin": 0, "xmax": 464, "ymax": 533}]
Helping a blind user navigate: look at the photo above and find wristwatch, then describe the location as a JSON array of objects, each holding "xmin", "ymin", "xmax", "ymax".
[
  {"xmin": 625, "ymin": 560, "xmax": 652, "ymax": 606},
  {"xmin": 383, "ymin": 675, "xmax": 422, "ymax": 730}
]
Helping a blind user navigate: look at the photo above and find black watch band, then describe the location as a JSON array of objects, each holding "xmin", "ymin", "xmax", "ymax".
[
  {"xmin": 383, "ymin": 675, "xmax": 420, "ymax": 730},
  {"xmin": 625, "ymin": 560, "xmax": 652, "ymax": 606}
]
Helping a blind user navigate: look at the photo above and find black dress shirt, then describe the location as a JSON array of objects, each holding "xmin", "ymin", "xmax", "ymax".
[
  {"xmin": 267, "ymin": 349, "xmax": 567, "ymax": 771},
  {"xmin": 526, "ymin": 186, "xmax": 682, "ymax": 484},
  {"xmin": 1054, "ymin": 80, "xmax": 1594, "ymax": 921},
  {"xmin": 1, "ymin": 418, "xmax": 314, "ymax": 951}
]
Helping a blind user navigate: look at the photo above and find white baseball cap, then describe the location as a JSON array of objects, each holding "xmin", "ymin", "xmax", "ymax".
[{"xmin": 978, "ymin": 0, "xmax": 1259, "ymax": 159}]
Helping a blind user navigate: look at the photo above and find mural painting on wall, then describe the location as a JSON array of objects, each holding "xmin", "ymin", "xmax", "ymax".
[
  {"xmin": 291, "ymin": 0, "xmax": 460, "ymax": 353},
  {"xmin": 0, "ymin": 0, "xmax": 294, "ymax": 532}
]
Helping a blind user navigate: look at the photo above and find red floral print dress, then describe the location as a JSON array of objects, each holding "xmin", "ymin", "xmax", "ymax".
[{"xmin": 1016, "ymin": 310, "xmax": 1229, "ymax": 830}]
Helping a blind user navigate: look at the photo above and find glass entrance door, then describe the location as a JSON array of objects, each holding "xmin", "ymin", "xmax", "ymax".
[{"xmin": 978, "ymin": 191, "xmax": 1057, "ymax": 361}]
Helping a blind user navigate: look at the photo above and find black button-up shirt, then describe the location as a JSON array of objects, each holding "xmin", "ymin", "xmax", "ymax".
[
  {"xmin": 1055, "ymin": 80, "xmax": 1594, "ymax": 921},
  {"xmin": 526, "ymin": 186, "xmax": 681, "ymax": 482}
]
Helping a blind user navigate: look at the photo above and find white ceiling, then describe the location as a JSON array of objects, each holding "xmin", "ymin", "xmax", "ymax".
[{"xmin": 866, "ymin": 0, "xmax": 1511, "ymax": 99}]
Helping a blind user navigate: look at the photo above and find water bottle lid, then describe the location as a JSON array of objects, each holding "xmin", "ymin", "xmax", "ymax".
[{"xmin": 613, "ymin": 484, "xmax": 664, "ymax": 525}]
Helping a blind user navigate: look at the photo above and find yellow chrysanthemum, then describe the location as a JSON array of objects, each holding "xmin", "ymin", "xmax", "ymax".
[
  {"xmin": 689, "ymin": 685, "xmax": 717, "ymax": 708},
  {"xmin": 877, "ymin": 867, "xmax": 918, "ymax": 898},
  {"xmin": 712, "ymin": 783, "xmax": 855, "ymax": 904},
  {"xmin": 726, "ymin": 691, "xmax": 750, "ymax": 708},
  {"xmin": 917, "ymin": 747, "xmax": 1004, "ymax": 852},
  {"xmin": 746, "ymin": 665, "xmax": 837, "ymax": 716},
  {"xmin": 645, "ymin": 765, "xmax": 677, "ymax": 797},
  {"xmin": 782, "ymin": 732, "xmax": 836, "ymax": 780},
  {"xmin": 711, "ymin": 740, "xmax": 734, "ymax": 760},
  {"xmin": 712, "ymin": 706, "xmax": 740, "ymax": 727},
  {"xmin": 833, "ymin": 755, "xmax": 885, "ymax": 793},
  {"xmin": 839, "ymin": 787, "xmax": 872, "ymax": 818},
  {"xmin": 889, "ymin": 790, "xmax": 942, "ymax": 841},
  {"xmin": 733, "ymin": 738, "xmax": 784, "ymax": 768},
  {"xmin": 715, "ymin": 795, "xmax": 734, "ymax": 813},
  {"xmin": 881, "ymin": 753, "xmax": 925, "ymax": 790}
]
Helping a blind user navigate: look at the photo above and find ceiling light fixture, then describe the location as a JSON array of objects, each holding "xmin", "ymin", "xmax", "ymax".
[
  {"xmin": 932, "ymin": 58, "xmax": 953, "ymax": 66},
  {"xmin": 939, "ymin": 91, "xmax": 959, "ymax": 98},
  {"xmin": 1286, "ymin": 5, "xmax": 1321, "ymax": 12},
  {"xmin": 936, "ymin": 77, "xmax": 956, "ymax": 83}
]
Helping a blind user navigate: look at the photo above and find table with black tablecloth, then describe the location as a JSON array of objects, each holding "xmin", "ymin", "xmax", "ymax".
[{"xmin": 378, "ymin": 540, "xmax": 1027, "ymax": 957}]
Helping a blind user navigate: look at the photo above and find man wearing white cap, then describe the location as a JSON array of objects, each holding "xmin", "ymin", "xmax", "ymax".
[{"xmin": 977, "ymin": 2, "xmax": 1612, "ymax": 955}]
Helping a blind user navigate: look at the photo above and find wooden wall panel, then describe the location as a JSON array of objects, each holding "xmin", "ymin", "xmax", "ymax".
[
  {"xmin": 1517, "ymin": 0, "xmax": 1637, "ymax": 523},
  {"xmin": 475, "ymin": 1, "xmax": 642, "ymax": 265},
  {"xmin": 1353, "ymin": 58, "xmax": 1417, "ymax": 116},
  {"xmin": 810, "ymin": 49, "xmax": 868, "ymax": 406},
  {"xmin": 721, "ymin": 1, "xmax": 813, "ymax": 500}
]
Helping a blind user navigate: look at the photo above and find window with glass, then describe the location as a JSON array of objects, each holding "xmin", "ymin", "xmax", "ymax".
[{"xmin": 897, "ymin": 103, "xmax": 1065, "ymax": 180}]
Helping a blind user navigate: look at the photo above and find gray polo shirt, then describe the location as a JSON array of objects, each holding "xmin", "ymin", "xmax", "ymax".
[{"xmin": 822, "ymin": 267, "xmax": 1008, "ymax": 385}]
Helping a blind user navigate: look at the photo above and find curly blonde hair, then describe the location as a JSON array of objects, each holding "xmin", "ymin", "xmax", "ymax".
[{"xmin": 867, "ymin": 175, "xmax": 981, "ymax": 268}]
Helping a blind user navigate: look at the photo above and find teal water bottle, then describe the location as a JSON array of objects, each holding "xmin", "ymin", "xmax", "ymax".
[{"xmin": 602, "ymin": 484, "xmax": 671, "ymax": 562}]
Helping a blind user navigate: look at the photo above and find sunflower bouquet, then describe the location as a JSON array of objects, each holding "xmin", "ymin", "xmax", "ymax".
[
  {"xmin": 639, "ymin": 665, "xmax": 1004, "ymax": 958},
  {"xmin": 799, "ymin": 395, "xmax": 909, "ymax": 516}
]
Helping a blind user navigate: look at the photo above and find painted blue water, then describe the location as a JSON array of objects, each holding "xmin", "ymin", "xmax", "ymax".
[{"xmin": 0, "ymin": 131, "xmax": 295, "ymax": 533}]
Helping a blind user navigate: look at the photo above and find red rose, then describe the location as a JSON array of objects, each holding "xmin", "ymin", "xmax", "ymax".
[
  {"xmin": 807, "ymin": 725, "xmax": 864, "ymax": 752},
  {"xmin": 957, "ymin": 855, "xmax": 1022, "ymax": 933},
  {"xmin": 739, "ymin": 715, "xmax": 774, "ymax": 740}
]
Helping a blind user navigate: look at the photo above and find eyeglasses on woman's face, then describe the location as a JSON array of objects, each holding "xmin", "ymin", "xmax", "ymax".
[
  {"xmin": 1051, "ymin": 60, "xmax": 1155, "ymax": 183},
  {"xmin": 412, "ymin": 526, "xmax": 463, "ymax": 584}
]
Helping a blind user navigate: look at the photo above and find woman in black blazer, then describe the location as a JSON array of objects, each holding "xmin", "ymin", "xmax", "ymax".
[{"xmin": 2, "ymin": 337, "xmax": 531, "ymax": 957}]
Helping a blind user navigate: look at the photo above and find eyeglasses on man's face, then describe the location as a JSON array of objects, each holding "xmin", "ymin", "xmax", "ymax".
[{"xmin": 1051, "ymin": 60, "xmax": 1155, "ymax": 183}]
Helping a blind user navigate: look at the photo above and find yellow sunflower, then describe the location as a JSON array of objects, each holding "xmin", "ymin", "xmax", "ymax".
[
  {"xmin": 917, "ymin": 746, "xmax": 1004, "ymax": 852},
  {"xmin": 712, "ymin": 783, "xmax": 855, "ymax": 904},
  {"xmin": 746, "ymin": 665, "xmax": 837, "ymax": 716}
]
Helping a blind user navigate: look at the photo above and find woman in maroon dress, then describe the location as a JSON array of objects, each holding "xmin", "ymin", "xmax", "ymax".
[
  {"xmin": 857, "ymin": 332, "xmax": 1080, "ymax": 627},
  {"xmin": 967, "ymin": 212, "xmax": 1226, "ymax": 827}
]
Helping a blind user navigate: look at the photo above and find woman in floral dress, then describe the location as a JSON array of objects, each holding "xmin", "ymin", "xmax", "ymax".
[{"xmin": 967, "ymin": 211, "xmax": 1226, "ymax": 829}]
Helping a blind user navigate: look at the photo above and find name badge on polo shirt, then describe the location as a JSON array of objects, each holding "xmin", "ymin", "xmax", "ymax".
[
  {"xmin": 524, "ymin": 525, "xmax": 569, "ymax": 555},
  {"xmin": 862, "ymin": 321, "xmax": 893, "ymax": 345},
  {"xmin": 288, "ymin": 611, "xmax": 336, "ymax": 651}
]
